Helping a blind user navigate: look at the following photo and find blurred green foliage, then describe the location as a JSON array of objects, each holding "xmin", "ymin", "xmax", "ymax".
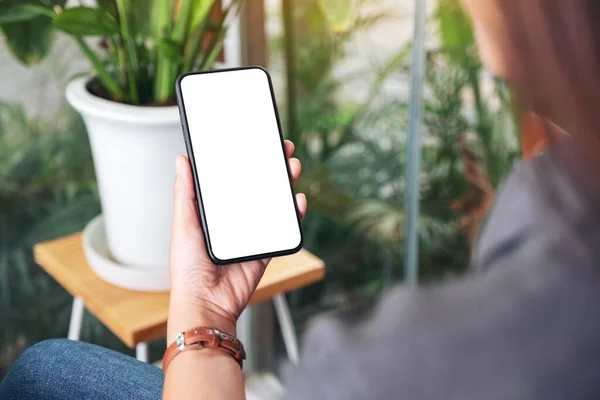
[
  {"xmin": 280, "ymin": 0, "xmax": 519, "ymax": 325},
  {"xmin": 0, "ymin": 102, "xmax": 136, "ymax": 376}
]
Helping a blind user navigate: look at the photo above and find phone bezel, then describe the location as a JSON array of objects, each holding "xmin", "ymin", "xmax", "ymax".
[{"xmin": 175, "ymin": 66, "xmax": 304, "ymax": 265}]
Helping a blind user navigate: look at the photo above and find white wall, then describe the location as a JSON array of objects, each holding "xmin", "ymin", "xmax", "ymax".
[{"xmin": 0, "ymin": 34, "xmax": 89, "ymax": 118}]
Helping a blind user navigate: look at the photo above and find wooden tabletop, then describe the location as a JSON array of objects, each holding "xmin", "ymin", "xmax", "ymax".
[{"xmin": 34, "ymin": 233, "xmax": 325, "ymax": 348}]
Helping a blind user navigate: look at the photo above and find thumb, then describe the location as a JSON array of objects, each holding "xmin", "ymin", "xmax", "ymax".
[{"xmin": 171, "ymin": 155, "xmax": 202, "ymax": 242}]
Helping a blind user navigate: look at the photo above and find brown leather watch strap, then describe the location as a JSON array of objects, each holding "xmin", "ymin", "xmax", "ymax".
[{"xmin": 162, "ymin": 327, "xmax": 246, "ymax": 373}]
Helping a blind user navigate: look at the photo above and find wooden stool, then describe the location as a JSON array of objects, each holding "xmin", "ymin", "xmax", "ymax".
[{"xmin": 34, "ymin": 233, "xmax": 325, "ymax": 364}]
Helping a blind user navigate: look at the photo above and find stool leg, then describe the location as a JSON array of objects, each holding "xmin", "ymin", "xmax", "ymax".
[
  {"xmin": 68, "ymin": 297, "xmax": 84, "ymax": 341},
  {"xmin": 136, "ymin": 342, "xmax": 149, "ymax": 363},
  {"xmin": 273, "ymin": 294, "xmax": 299, "ymax": 365}
]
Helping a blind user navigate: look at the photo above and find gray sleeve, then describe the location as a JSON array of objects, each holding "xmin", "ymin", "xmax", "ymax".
[
  {"xmin": 282, "ymin": 288, "xmax": 421, "ymax": 400},
  {"xmin": 473, "ymin": 162, "xmax": 536, "ymax": 272},
  {"xmin": 282, "ymin": 246, "xmax": 600, "ymax": 400},
  {"xmin": 282, "ymin": 159, "xmax": 600, "ymax": 400}
]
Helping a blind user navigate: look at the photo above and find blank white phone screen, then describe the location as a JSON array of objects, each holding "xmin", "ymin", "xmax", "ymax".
[{"xmin": 179, "ymin": 68, "xmax": 301, "ymax": 262}]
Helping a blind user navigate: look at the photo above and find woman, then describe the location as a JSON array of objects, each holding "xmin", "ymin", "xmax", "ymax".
[{"xmin": 4, "ymin": 0, "xmax": 600, "ymax": 398}]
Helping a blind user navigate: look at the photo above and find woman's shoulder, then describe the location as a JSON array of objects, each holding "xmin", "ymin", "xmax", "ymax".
[
  {"xmin": 285, "ymin": 251, "xmax": 600, "ymax": 399},
  {"xmin": 475, "ymin": 150, "xmax": 600, "ymax": 272},
  {"xmin": 284, "ymin": 154, "xmax": 600, "ymax": 399}
]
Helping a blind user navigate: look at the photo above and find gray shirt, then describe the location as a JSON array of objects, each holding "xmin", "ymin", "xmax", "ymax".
[{"xmin": 285, "ymin": 150, "xmax": 600, "ymax": 399}]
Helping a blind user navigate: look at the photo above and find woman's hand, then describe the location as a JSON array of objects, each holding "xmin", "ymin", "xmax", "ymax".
[{"xmin": 167, "ymin": 140, "xmax": 306, "ymax": 343}]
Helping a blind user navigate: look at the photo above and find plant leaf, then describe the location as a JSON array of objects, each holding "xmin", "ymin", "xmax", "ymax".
[
  {"xmin": 115, "ymin": 0, "xmax": 139, "ymax": 103},
  {"xmin": 317, "ymin": 0, "xmax": 355, "ymax": 34},
  {"xmin": 128, "ymin": 0, "xmax": 159, "ymax": 37},
  {"xmin": 188, "ymin": 0, "xmax": 215, "ymax": 34},
  {"xmin": 150, "ymin": 0, "xmax": 174, "ymax": 38},
  {"xmin": 435, "ymin": 0, "xmax": 475, "ymax": 67},
  {"xmin": 156, "ymin": 38, "xmax": 184, "ymax": 62},
  {"xmin": 74, "ymin": 37, "xmax": 124, "ymax": 100},
  {"xmin": 0, "ymin": 16, "xmax": 54, "ymax": 64},
  {"xmin": 97, "ymin": 0, "xmax": 117, "ymax": 18},
  {"xmin": 53, "ymin": 6, "xmax": 117, "ymax": 36},
  {"xmin": 172, "ymin": 0, "xmax": 193, "ymax": 42},
  {"xmin": 0, "ymin": 3, "xmax": 54, "ymax": 23}
]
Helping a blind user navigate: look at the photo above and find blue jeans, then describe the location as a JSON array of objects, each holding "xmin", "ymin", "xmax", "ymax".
[{"xmin": 0, "ymin": 339, "xmax": 163, "ymax": 399}]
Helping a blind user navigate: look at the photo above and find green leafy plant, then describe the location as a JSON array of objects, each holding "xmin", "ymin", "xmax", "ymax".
[
  {"xmin": 340, "ymin": 1, "xmax": 519, "ymax": 278},
  {"xmin": 0, "ymin": 0, "xmax": 242, "ymax": 105},
  {"xmin": 434, "ymin": 0, "xmax": 519, "ymax": 186},
  {"xmin": 276, "ymin": 0, "xmax": 407, "ymax": 222},
  {"xmin": 431, "ymin": 0, "xmax": 519, "ymax": 245},
  {"xmin": 278, "ymin": 0, "xmax": 396, "ymax": 161},
  {"xmin": 0, "ymin": 100, "xmax": 105, "ymax": 376},
  {"xmin": 269, "ymin": 0, "xmax": 415, "ymax": 322},
  {"xmin": 333, "ymin": 2, "xmax": 518, "ymax": 279},
  {"xmin": 317, "ymin": 0, "xmax": 359, "ymax": 35}
]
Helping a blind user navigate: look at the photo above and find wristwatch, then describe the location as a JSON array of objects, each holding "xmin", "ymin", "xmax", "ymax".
[{"xmin": 162, "ymin": 327, "xmax": 246, "ymax": 372}]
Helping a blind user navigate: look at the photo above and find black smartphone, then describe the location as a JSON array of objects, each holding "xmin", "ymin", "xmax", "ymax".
[{"xmin": 175, "ymin": 66, "xmax": 303, "ymax": 265}]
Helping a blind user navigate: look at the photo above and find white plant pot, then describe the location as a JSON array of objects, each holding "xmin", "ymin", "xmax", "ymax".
[{"xmin": 66, "ymin": 77, "xmax": 183, "ymax": 271}]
